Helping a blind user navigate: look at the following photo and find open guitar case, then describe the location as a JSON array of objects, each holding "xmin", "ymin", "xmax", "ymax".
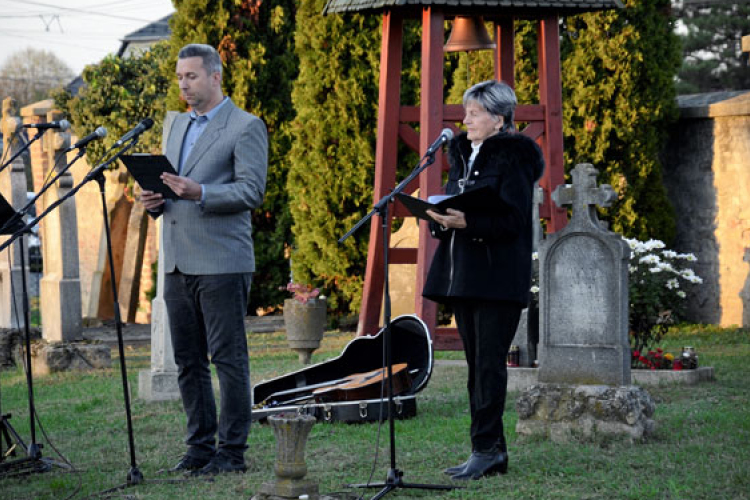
[{"xmin": 251, "ymin": 314, "xmax": 434, "ymax": 423}]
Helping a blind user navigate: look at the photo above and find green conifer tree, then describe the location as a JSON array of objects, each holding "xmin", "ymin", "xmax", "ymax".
[
  {"xmin": 287, "ymin": 1, "xmax": 383, "ymax": 315},
  {"xmin": 561, "ymin": 0, "xmax": 681, "ymax": 241},
  {"xmin": 167, "ymin": 0, "xmax": 297, "ymax": 313}
]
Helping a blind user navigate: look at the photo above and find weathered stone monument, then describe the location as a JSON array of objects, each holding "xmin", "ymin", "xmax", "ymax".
[
  {"xmin": 28, "ymin": 106, "xmax": 83, "ymax": 343},
  {"xmin": 20, "ymin": 103, "xmax": 109, "ymax": 373},
  {"xmin": 0, "ymin": 97, "xmax": 30, "ymax": 329},
  {"xmin": 516, "ymin": 164, "xmax": 655, "ymax": 442},
  {"xmin": 138, "ymin": 111, "xmax": 179, "ymax": 401}
]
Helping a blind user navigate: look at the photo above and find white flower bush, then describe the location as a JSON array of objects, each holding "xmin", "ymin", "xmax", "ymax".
[{"xmin": 623, "ymin": 237, "xmax": 702, "ymax": 355}]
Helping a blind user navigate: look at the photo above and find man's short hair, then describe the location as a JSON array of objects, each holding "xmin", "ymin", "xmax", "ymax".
[{"xmin": 178, "ymin": 44, "xmax": 223, "ymax": 77}]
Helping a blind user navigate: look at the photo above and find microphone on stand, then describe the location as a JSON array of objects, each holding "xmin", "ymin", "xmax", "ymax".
[
  {"xmin": 23, "ymin": 120, "xmax": 70, "ymax": 131},
  {"xmin": 114, "ymin": 118, "xmax": 154, "ymax": 147},
  {"xmin": 424, "ymin": 128, "xmax": 455, "ymax": 156},
  {"xmin": 65, "ymin": 127, "xmax": 107, "ymax": 152}
]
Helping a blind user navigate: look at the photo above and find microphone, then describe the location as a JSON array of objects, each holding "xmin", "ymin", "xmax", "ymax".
[
  {"xmin": 66, "ymin": 126, "xmax": 107, "ymax": 152},
  {"xmin": 424, "ymin": 128, "xmax": 454, "ymax": 156},
  {"xmin": 23, "ymin": 120, "xmax": 70, "ymax": 131},
  {"xmin": 114, "ymin": 118, "xmax": 154, "ymax": 147}
]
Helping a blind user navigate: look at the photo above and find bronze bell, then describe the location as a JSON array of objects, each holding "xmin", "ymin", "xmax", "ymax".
[{"xmin": 444, "ymin": 16, "xmax": 496, "ymax": 53}]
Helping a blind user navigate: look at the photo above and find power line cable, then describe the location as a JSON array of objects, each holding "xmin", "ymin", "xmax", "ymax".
[{"xmin": 2, "ymin": 0, "xmax": 163, "ymax": 23}]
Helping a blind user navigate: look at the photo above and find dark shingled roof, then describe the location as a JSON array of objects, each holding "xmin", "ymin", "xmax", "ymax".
[{"xmin": 323, "ymin": 0, "xmax": 623, "ymax": 15}]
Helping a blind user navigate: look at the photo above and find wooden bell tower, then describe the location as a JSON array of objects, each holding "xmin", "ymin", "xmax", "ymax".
[{"xmin": 323, "ymin": 0, "xmax": 622, "ymax": 349}]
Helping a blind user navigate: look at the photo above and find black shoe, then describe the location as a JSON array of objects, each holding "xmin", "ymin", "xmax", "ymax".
[
  {"xmin": 189, "ymin": 454, "xmax": 247, "ymax": 476},
  {"xmin": 451, "ymin": 451, "xmax": 508, "ymax": 481},
  {"xmin": 169, "ymin": 454, "xmax": 211, "ymax": 473},
  {"xmin": 443, "ymin": 456, "xmax": 471, "ymax": 476}
]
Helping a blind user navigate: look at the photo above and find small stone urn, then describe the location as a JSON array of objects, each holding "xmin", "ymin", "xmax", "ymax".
[
  {"xmin": 258, "ymin": 413, "xmax": 318, "ymax": 499},
  {"xmin": 283, "ymin": 298, "xmax": 326, "ymax": 364}
]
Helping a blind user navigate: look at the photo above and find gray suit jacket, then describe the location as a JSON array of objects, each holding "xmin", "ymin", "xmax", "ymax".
[{"xmin": 161, "ymin": 99, "xmax": 267, "ymax": 275}]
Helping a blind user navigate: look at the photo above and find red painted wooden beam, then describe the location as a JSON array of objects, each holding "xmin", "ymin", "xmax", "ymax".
[
  {"xmin": 416, "ymin": 6, "xmax": 445, "ymax": 338},
  {"xmin": 358, "ymin": 10, "xmax": 404, "ymax": 337}
]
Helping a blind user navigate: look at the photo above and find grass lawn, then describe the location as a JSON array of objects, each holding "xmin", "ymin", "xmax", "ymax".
[{"xmin": 0, "ymin": 326, "xmax": 748, "ymax": 500}]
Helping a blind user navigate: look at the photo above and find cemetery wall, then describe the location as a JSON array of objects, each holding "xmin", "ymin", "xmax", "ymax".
[{"xmin": 662, "ymin": 91, "xmax": 750, "ymax": 327}]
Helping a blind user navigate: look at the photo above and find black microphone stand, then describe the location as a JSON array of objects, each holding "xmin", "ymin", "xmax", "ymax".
[
  {"xmin": 340, "ymin": 151, "xmax": 458, "ymax": 500},
  {"xmin": 0, "ymin": 134, "xmax": 86, "ymax": 477},
  {"xmin": 0, "ymin": 138, "xmax": 145, "ymax": 485}
]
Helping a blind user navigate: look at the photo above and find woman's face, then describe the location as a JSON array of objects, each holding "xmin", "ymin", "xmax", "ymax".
[{"xmin": 463, "ymin": 100, "xmax": 504, "ymax": 145}]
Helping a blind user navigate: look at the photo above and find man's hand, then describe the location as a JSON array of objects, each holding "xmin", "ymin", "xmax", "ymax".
[
  {"xmin": 161, "ymin": 173, "xmax": 202, "ymax": 201},
  {"xmin": 139, "ymin": 189, "xmax": 164, "ymax": 210},
  {"xmin": 426, "ymin": 208, "xmax": 467, "ymax": 229}
]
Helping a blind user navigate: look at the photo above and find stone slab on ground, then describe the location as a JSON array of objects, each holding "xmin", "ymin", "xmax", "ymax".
[
  {"xmin": 515, "ymin": 384, "xmax": 656, "ymax": 443},
  {"xmin": 31, "ymin": 342, "xmax": 111, "ymax": 375},
  {"xmin": 631, "ymin": 366, "xmax": 714, "ymax": 386},
  {"xmin": 435, "ymin": 361, "xmax": 715, "ymax": 392},
  {"xmin": 81, "ymin": 322, "xmax": 151, "ymax": 347}
]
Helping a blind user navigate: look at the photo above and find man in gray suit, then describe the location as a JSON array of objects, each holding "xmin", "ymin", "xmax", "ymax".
[{"xmin": 140, "ymin": 43, "xmax": 267, "ymax": 475}]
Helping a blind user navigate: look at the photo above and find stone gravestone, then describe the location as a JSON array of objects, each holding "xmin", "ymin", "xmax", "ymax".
[
  {"xmin": 0, "ymin": 97, "xmax": 31, "ymax": 329},
  {"xmin": 516, "ymin": 164, "xmax": 655, "ymax": 442},
  {"xmin": 34, "ymin": 108, "xmax": 83, "ymax": 343},
  {"xmin": 539, "ymin": 164, "xmax": 630, "ymax": 385},
  {"xmin": 32, "ymin": 107, "xmax": 110, "ymax": 373},
  {"xmin": 138, "ymin": 111, "xmax": 179, "ymax": 401}
]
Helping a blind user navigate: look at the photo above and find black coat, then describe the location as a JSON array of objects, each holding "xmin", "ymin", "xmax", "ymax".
[{"xmin": 422, "ymin": 131, "xmax": 544, "ymax": 305}]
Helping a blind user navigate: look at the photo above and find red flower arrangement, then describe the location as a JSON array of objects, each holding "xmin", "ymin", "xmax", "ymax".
[{"xmin": 631, "ymin": 348, "xmax": 676, "ymax": 370}]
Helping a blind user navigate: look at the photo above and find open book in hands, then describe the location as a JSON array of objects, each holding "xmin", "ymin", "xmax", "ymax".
[{"xmin": 395, "ymin": 185, "xmax": 500, "ymax": 222}]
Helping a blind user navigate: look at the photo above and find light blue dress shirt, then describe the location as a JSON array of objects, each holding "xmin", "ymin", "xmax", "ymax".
[{"xmin": 178, "ymin": 96, "xmax": 229, "ymax": 205}]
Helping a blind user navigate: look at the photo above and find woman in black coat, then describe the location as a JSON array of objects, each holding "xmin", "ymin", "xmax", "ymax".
[{"xmin": 423, "ymin": 80, "xmax": 544, "ymax": 480}]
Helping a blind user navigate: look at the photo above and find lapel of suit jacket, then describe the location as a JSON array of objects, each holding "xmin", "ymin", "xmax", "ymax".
[
  {"xmin": 180, "ymin": 99, "xmax": 235, "ymax": 178},
  {"xmin": 167, "ymin": 113, "xmax": 191, "ymax": 168}
]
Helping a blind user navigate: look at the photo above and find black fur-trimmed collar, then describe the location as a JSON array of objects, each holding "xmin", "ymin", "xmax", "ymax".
[{"xmin": 448, "ymin": 131, "xmax": 545, "ymax": 181}]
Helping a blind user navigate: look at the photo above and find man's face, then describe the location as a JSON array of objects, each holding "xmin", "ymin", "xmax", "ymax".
[{"xmin": 176, "ymin": 56, "xmax": 220, "ymax": 114}]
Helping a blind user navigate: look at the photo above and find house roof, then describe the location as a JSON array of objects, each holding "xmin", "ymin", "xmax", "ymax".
[
  {"xmin": 116, "ymin": 14, "xmax": 172, "ymax": 56},
  {"xmin": 323, "ymin": 0, "xmax": 623, "ymax": 15}
]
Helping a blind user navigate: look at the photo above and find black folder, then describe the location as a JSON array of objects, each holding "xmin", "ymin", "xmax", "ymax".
[
  {"xmin": 119, "ymin": 154, "xmax": 179, "ymax": 200},
  {"xmin": 395, "ymin": 185, "xmax": 500, "ymax": 222}
]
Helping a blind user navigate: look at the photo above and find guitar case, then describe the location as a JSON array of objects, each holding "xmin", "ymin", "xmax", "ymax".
[{"xmin": 251, "ymin": 314, "xmax": 434, "ymax": 423}]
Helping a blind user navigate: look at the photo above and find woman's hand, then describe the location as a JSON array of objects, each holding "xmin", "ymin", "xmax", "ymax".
[{"xmin": 426, "ymin": 208, "xmax": 467, "ymax": 229}]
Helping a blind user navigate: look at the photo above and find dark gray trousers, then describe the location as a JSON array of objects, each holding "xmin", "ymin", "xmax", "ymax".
[
  {"xmin": 164, "ymin": 271, "xmax": 252, "ymax": 461},
  {"xmin": 453, "ymin": 299, "xmax": 522, "ymax": 453}
]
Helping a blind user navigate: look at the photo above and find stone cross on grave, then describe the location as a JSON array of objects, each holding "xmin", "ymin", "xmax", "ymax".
[
  {"xmin": 537, "ymin": 163, "xmax": 631, "ymax": 386},
  {"xmin": 551, "ymin": 163, "xmax": 617, "ymax": 232},
  {"xmin": 514, "ymin": 164, "xmax": 655, "ymax": 444}
]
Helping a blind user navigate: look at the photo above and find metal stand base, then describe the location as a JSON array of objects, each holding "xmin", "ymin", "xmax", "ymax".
[{"xmin": 349, "ymin": 468, "xmax": 457, "ymax": 500}]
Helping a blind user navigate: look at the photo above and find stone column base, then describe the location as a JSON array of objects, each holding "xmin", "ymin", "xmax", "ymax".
[
  {"xmin": 138, "ymin": 369, "xmax": 180, "ymax": 402},
  {"xmin": 256, "ymin": 479, "xmax": 319, "ymax": 499},
  {"xmin": 31, "ymin": 342, "xmax": 111, "ymax": 375},
  {"xmin": 516, "ymin": 384, "xmax": 656, "ymax": 443}
]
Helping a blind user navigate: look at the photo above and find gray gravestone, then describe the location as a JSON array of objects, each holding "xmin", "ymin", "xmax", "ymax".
[{"xmin": 538, "ymin": 164, "xmax": 631, "ymax": 386}]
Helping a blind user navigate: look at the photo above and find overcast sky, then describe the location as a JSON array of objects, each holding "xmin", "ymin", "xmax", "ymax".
[{"xmin": 0, "ymin": 0, "xmax": 174, "ymax": 75}]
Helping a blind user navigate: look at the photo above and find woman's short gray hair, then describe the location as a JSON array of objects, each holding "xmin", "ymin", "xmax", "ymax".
[
  {"xmin": 463, "ymin": 80, "xmax": 517, "ymax": 132},
  {"xmin": 178, "ymin": 44, "xmax": 223, "ymax": 77}
]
